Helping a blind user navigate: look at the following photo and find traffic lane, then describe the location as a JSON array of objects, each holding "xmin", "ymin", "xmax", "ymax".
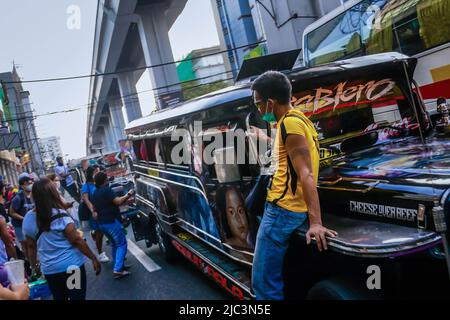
[{"xmin": 83, "ymin": 229, "xmax": 230, "ymax": 300}]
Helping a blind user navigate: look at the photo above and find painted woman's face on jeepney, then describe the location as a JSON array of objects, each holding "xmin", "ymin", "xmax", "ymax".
[{"xmin": 225, "ymin": 189, "xmax": 249, "ymax": 241}]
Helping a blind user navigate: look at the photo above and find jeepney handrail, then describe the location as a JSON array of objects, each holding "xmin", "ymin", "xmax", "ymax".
[
  {"xmin": 135, "ymin": 177, "xmax": 168, "ymax": 208},
  {"xmin": 177, "ymin": 218, "xmax": 223, "ymax": 243},
  {"xmin": 134, "ymin": 170, "xmax": 209, "ymax": 204},
  {"xmin": 221, "ymin": 242, "xmax": 255, "ymax": 255},
  {"xmin": 177, "ymin": 220, "xmax": 253, "ymax": 267},
  {"xmin": 134, "ymin": 163, "xmax": 207, "ymax": 196},
  {"xmin": 137, "ymin": 160, "xmax": 190, "ymax": 171},
  {"xmin": 294, "ymin": 229, "xmax": 442, "ymax": 258},
  {"xmin": 135, "ymin": 195, "xmax": 175, "ymax": 223},
  {"xmin": 318, "ymin": 177, "xmax": 389, "ymax": 193},
  {"xmin": 135, "ymin": 193, "xmax": 174, "ymax": 220}
]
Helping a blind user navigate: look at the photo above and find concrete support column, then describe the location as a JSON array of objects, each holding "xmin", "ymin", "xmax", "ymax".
[
  {"xmin": 109, "ymin": 100, "xmax": 126, "ymax": 142},
  {"xmin": 103, "ymin": 122, "xmax": 116, "ymax": 153},
  {"xmin": 92, "ymin": 127, "xmax": 106, "ymax": 152},
  {"xmin": 117, "ymin": 72, "xmax": 143, "ymax": 123},
  {"xmin": 136, "ymin": 4, "xmax": 182, "ymax": 109}
]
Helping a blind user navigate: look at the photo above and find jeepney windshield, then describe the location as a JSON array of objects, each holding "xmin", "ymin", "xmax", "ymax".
[{"xmin": 292, "ymin": 77, "xmax": 417, "ymax": 146}]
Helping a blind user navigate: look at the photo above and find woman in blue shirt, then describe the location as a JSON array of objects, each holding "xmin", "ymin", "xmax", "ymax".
[
  {"xmin": 80, "ymin": 166, "xmax": 109, "ymax": 263},
  {"xmin": 23, "ymin": 178, "xmax": 101, "ymax": 300}
]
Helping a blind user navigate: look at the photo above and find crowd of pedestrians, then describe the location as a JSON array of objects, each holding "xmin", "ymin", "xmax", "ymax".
[{"xmin": 0, "ymin": 159, "xmax": 135, "ymax": 300}]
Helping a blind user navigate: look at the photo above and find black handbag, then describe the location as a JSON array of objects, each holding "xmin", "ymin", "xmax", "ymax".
[
  {"xmin": 245, "ymin": 175, "xmax": 272, "ymax": 217},
  {"xmin": 78, "ymin": 184, "xmax": 92, "ymax": 221}
]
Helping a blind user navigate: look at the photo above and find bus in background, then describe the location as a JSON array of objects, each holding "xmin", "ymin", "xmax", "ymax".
[{"xmin": 302, "ymin": 0, "xmax": 450, "ymax": 116}]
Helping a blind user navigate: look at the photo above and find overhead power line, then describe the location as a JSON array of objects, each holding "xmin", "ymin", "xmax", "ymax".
[
  {"xmin": 2, "ymin": 41, "xmax": 266, "ymax": 85},
  {"xmin": 2, "ymin": 70, "xmax": 237, "ymax": 123}
]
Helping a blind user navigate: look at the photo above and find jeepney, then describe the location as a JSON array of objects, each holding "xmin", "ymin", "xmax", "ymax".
[{"xmin": 125, "ymin": 52, "xmax": 450, "ymax": 299}]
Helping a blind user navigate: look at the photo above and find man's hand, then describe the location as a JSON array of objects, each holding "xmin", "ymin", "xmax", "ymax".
[
  {"xmin": 306, "ymin": 223, "xmax": 338, "ymax": 252},
  {"xmin": 92, "ymin": 258, "xmax": 102, "ymax": 276}
]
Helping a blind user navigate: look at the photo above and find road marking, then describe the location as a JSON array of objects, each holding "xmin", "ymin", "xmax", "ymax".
[{"xmin": 127, "ymin": 239, "xmax": 161, "ymax": 273}]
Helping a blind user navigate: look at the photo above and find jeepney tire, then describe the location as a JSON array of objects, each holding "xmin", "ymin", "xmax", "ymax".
[
  {"xmin": 306, "ymin": 276, "xmax": 383, "ymax": 300},
  {"xmin": 155, "ymin": 222, "xmax": 179, "ymax": 264}
]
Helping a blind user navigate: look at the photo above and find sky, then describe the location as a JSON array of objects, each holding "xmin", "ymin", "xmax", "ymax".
[{"xmin": 0, "ymin": 0, "xmax": 219, "ymax": 160}]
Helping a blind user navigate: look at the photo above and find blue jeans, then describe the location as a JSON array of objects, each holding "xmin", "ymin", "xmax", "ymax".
[
  {"xmin": 98, "ymin": 220, "xmax": 127, "ymax": 273},
  {"xmin": 252, "ymin": 202, "xmax": 308, "ymax": 300}
]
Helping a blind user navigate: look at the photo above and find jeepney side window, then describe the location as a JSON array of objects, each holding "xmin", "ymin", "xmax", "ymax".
[
  {"xmin": 199, "ymin": 115, "xmax": 264, "ymax": 182},
  {"xmin": 200, "ymin": 121, "xmax": 243, "ymax": 183},
  {"xmin": 246, "ymin": 110, "xmax": 272, "ymax": 172},
  {"xmin": 160, "ymin": 131, "xmax": 191, "ymax": 166},
  {"xmin": 132, "ymin": 140, "xmax": 146, "ymax": 161},
  {"xmin": 133, "ymin": 138, "xmax": 164, "ymax": 163}
]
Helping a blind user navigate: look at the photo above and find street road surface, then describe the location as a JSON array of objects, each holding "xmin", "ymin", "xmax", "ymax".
[{"xmin": 64, "ymin": 193, "xmax": 229, "ymax": 300}]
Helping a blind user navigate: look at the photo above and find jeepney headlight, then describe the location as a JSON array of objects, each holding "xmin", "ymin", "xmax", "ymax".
[
  {"xmin": 417, "ymin": 204, "xmax": 426, "ymax": 229},
  {"xmin": 432, "ymin": 206, "xmax": 447, "ymax": 233}
]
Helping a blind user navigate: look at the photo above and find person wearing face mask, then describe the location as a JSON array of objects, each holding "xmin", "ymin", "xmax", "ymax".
[
  {"xmin": 8, "ymin": 173, "xmax": 35, "ymax": 257},
  {"xmin": 55, "ymin": 156, "xmax": 80, "ymax": 203},
  {"xmin": 250, "ymin": 71, "xmax": 338, "ymax": 300}
]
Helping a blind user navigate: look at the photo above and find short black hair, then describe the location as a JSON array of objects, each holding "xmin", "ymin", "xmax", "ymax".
[
  {"xmin": 19, "ymin": 176, "xmax": 32, "ymax": 186},
  {"xmin": 94, "ymin": 171, "xmax": 108, "ymax": 188},
  {"xmin": 251, "ymin": 71, "xmax": 292, "ymax": 105},
  {"xmin": 437, "ymin": 97, "xmax": 447, "ymax": 105},
  {"xmin": 85, "ymin": 166, "xmax": 96, "ymax": 183}
]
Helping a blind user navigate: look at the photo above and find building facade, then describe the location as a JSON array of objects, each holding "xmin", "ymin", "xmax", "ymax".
[
  {"xmin": 211, "ymin": 0, "xmax": 345, "ymax": 70},
  {"xmin": 0, "ymin": 67, "xmax": 44, "ymax": 176},
  {"xmin": 39, "ymin": 136, "xmax": 63, "ymax": 173},
  {"xmin": 210, "ymin": 0, "xmax": 262, "ymax": 77},
  {"xmin": 0, "ymin": 85, "xmax": 20, "ymax": 185},
  {"xmin": 178, "ymin": 46, "xmax": 229, "ymax": 84}
]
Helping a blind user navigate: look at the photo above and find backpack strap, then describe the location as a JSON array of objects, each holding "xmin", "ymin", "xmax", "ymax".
[
  {"xmin": 272, "ymin": 113, "xmax": 319, "ymax": 206},
  {"xmin": 35, "ymin": 212, "xmax": 70, "ymax": 242}
]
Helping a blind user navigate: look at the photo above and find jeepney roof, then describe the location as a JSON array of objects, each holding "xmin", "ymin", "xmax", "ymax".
[
  {"xmin": 289, "ymin": 52, "xmax": 417, "ymax": 90},
  {"xmin": 125, "ymin": 52, "xmax": 416, "ymax": 134},
  {"xmin": 125, "ymin": 84, "xmax": 253, "ymax": 134}
]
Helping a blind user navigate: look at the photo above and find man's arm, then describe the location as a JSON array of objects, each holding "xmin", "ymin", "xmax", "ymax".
[
  {"xmin": 9, "ymin": 197, "xmax": 24, "ymax": 222},
  {"xmin": 55, "ymin": 166, "xmax": 70, "ymax": 178},
  {"xmin": 64, "ymin": 223, "xmax": 101, "ymax": 275},
  {"xmin": 82, "ymin": 193, "xmax": 95, "ymax": 214},
  {"xmin": 112, "ymin": 190, "xmax": 134, "ymax": 207},
  {"xmin": 285, "ymin": 134, "xmax": 338, "ymax": 251},
  {"xmin": 25, "ymin": 236, "xmax": 38, "ymax": 271}
]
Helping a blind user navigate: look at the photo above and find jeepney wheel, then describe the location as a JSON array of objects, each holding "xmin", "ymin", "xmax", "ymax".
[
  {"xmin": 155, "ymin": 222, "xmax": 179, "ymax": 264},
  {"xmin": 306, "ymin": 276, "xmax": 383, "ymax": 300}
]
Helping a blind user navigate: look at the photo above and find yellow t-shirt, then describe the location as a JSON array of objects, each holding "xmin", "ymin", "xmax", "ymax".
[{"xmin": 266, "ymin": 109, "xmax": 320, "ymax": 213}]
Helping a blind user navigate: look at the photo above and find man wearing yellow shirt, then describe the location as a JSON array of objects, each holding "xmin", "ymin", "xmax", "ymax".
[{"xmin": 251, "ymin": 71, "xmax": 337, "ymax": 300}]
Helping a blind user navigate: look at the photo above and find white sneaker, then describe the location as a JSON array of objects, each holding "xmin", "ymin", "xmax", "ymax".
[{"xmin": 98, "ymin": 252, "xmax": 110, "ymax": 263}]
